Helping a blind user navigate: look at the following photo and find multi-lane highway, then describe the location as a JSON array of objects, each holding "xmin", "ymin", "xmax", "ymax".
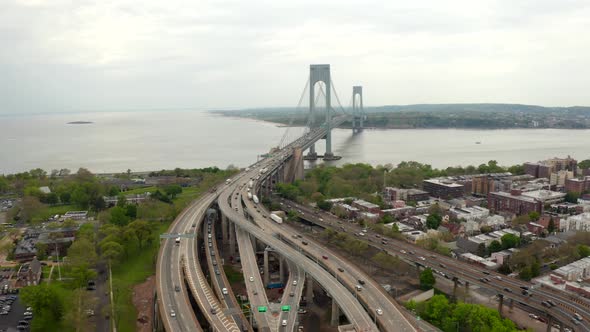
[{"xmin": 281, "ymin": 199, "xmax": 590, "ymax": 331}]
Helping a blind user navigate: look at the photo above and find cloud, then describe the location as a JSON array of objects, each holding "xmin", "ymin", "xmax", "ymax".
[{"xmin": 1, "ymin": 0, "xmax": 589, "ymax": 113}]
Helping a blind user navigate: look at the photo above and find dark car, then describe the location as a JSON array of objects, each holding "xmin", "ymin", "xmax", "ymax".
[
  {"xmin": 338, "ymin": 268, "xmax": 344, "ymax": 272},
  {"xmin": 503, "ymin": 287, "xmax": 512, "ymax": 293},
  {"xmin": 358, "ymin": 279, "xmax": 365, "ymax": 285}
]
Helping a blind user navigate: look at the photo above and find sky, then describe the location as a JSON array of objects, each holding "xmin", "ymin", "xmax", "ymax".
[{"xmin": 1, "ymin": 0, "xmax": 590, "ymax": 114}]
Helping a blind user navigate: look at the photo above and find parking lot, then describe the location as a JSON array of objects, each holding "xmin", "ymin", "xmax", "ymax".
[{"xmin": 0, "ymin": 295, "xmax": 29, "ymax": 331}]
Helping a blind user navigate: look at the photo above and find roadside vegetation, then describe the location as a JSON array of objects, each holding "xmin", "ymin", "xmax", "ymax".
[
  {"xmin": 406, "ymin": 294, "xmax": 522, "ymax": 331},
  {"xmin": 0, "ymin": 166, "xmax": 236, "ymax": 332}
]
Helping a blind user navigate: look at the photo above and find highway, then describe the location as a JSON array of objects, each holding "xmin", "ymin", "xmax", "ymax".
[
  {"xmin": 218, "ymin": 171, "xmax": 379, "ymax": 331},
  {"xmin": 156, "ymin": 195, "xmax": 209, "ymax": 332},
  {"xmin": 281, "ymin": 199, "xmax": 590, "ymax": 331}
]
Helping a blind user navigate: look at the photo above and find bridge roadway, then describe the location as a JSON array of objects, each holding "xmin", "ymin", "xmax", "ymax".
[
  {"xmin": 281, "ymin": 200, "xmax": 590, "ymax": 331},
  {"xmin": 248, "ymin": 198, "xmax": 416, "ymax": 332},
  {"xmin": 204, "ymin": 213, "xmax": 252, "ymax": 331},
  {"xmin": 219, "ymin": 172, "xmax": 379, "ymax": 331},
  {"xmin": 232, "ymin": 184, "xmax": 308, "ymax": 331}
]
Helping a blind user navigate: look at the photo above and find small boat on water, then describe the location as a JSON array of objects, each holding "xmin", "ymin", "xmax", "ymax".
[{"xmin": 475, "ymin": 141, "xmax": 481, "ymax": 144}]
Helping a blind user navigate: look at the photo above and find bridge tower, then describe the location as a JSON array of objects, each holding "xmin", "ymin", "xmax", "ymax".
[
  {"xmin": 306, "ymin": 64, "xmax": 339, "ymax": 160},
  {"xmin": 352, "ymin": 86, "xmax": 364, "ymax": 133}
]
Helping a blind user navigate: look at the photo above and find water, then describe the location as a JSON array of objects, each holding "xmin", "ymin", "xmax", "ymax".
[{"xmin": 0, "ymin": 110, "xmax": 589, "ymax": 174}]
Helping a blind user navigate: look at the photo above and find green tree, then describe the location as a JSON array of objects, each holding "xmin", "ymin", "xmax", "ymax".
[
  {"xmin": 317, "ymin": 200, "xmax": 332, "ymax": 211},
  {"xmin": 101, "ymin": 241, "xmax": 124, "ymax": 264},
  {"xmin": 35, "ymin": 242, "xmax": 48, "ymax": 261},
  {"xmin": 578, "ymin": 244, "xmax": 590, "ymax": 258},
  {"xmin": 59, "ymin": 192, "xmax": 71, "ymax": 204},
  {"xmin": 67, "ymin": 238, "xmax": 97, "ymax": 268},
  {"xmin": 127, "ymin": 220, "xmax": 153, "ymax": 249},
  {"xmin": 110, "ymin": 206, "xmax": 130, "ymax": 226},
  {"xmin": 20, "ymin": 284, "xmax": 65, "ymax": 331},
  {"xmin": 426, "ymin": 213, "xmax": 442, "ymax": 229},
  {"xmin": 71, "ymin": 186, "xmax": 90, "ymax": 208},
  {"xmin": 519, "ymin": 266, "xmax": 532, "ymax": 281},
  {"xmin": 476, "ymin": 243, "xmax": 487, "ymax": 257},
  {"xmin": 565, "ymin": 192, "xmax": 580, "ymax": 203},
  {"xmin": 530, "ymin": 261, "xmax": 541, "ymax": 278},
  {"xmin": 164, "ymin": 185, "xmax": 183, "ymax": 198},
  {"xmin": 125, "ymin": 204, "xmax": 137, "ymax": 219},
  {"xmin": 488, "ymin": 240, "xmax": 502, "ymax": 254},
  {"xmin": 528, "ymin": 211, "xmax": 540, "ymax": 221},
  {"xmin": 547, "ymin": 217, "xmax": 556, "ymax": 233},
  {"xmin": 579, "ymin": 159, "xmax": 590, "ymax": 170},
  {"xmin": 419, "ymin": 268, "xmax": 436, "ymax": 290},
  {"xmin": 501, "ymin": 234, "xmax": 520, "ymax": 249}
]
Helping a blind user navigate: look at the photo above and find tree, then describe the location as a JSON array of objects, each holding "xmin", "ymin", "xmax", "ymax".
[
  {"xmin": 35, "ymin": 242, "xmax": 48, "ymax": 261},
  {"xmin": 164, "ymin": 185, "xmax": 183, "ymax": 198},
  {"xmin": 419, "ymin": 268, "xmax": 436, "ymax": 290},
  {"xmin": 372, "ymin": 252, "xmax": 401, "ymax": 272},
  {"xmin": 67, "ymin": 238, "xmax": 97, "ymax": 268},
  {"xmin": 20, "ymin": 284, "xmax": 65, "ymax": 331},
  {"xmin": 317, "ymin": 200, "xmax": 332, "ymax": 211},
  {"xmin": 117, "ymin": 194, "xmax": 127, "ymax": 207},
  {"xmin": 501, "ymin": 234, "xmax": 520, "ymax": 249},
  {"xmin": 565, "ymin": 192, "xmax": 580, "ymax": 204},
  {"xmin": 488, "ymin": 240, "xmax": 502, "ymax": 254},
  {"xmin": 59, "ymin": 192, "xmax": 71, "ymax": 204},
  {"xmin": 476, "ymin": 243, "xmax": 487, "ymax": 257},
  {"xmin": 519, "ymin": 266, "xmax": 532, "ymax": 281},
  {"xmin": 498, "ymin": 263, "xmax": 512, "ymax": 275},
  {"xmin": 426, "ymin": 213, "xmax": 442, "ymax": 230},
  {"xmin": 71, "ymin": 187, "xmax": 90, "ymax": 208},
  {"xmin": 101, "ymin": 241, "xmax": 124, "ymax": 264},
  {"xmin": 578, "ymin": 244, "xmax": 590, "ymax": 258},
  {"xmin": 125, "ymin": 204, "xmax": 137, "ymax": 219},
  {"xmin": 548, "ymin": 217, "xmax": 556, "ymax": 233},
  {"xmin": 528, "ymin": 211, "xmax": 540, "ymax": 221},
  {"xmin": 127, "ymin": 220, "xmax": 153, "ymax": 249},
  {"xmin": 110, "ymin": 206, "xmax": 130, "ymax": 226}
]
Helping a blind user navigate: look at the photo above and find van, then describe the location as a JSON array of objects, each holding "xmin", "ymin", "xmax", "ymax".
[{"xmin": 355, "ymin": 285, "xmax": 362, "ymax": 291}]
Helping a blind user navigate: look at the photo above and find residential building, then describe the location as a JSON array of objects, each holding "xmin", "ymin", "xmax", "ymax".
[
  {"xmin": 526, "ymin": 222, "xmax": 545, "ymax": 235},
  {"xmin": 488, "ymin": 190, "xmax": 543, "ymax": 216},
  {"xmin": 383, "ymin": 187, "xmax": 429, "ymax": 203},
  {"xmin": 524, "ymin": 157, "xmax": 577, "ymax": 179},
  {"xmin": 552, "ymin": 257, "xmax": 590, "ymax": 282},
  {"xmin": 15, "ymin": 258, "xmax": 42, "ymax": 287},
  {"xmin": 63, "ymin": 211, "xmax": 88, "ymax": 220},
  {"xmin": 550, "ymin": 170, "xmax": 574, "ymax": 186},
  {"xmin": 404, "ymin": 231, "xmax": 428, "ymax": 243},
  {"xmin": 520, "ymin": 190, "xmax": 566, "ymax": 205},
  {"xmin": 472, "ymin": 174, "xmax": 512, "ymax": 196},
  {"xmin": 381, "ymin": 206, "xmax": 416, "ymax": 219},
  {"xmin": 422, "ymin": 179, "xmax": 465, "ymax": 199},
  {"xmin": 565, "ymin": 176, "xmax": 590, "ymax": 194},
  {"xmin": 560, "ymin": 213, "xmax": 590, "ymax": 232},
  {"xmin": 449, "ymin": 206, "xmax": 490, "ymax": 222},
  {"xmin": 352, "ymin": 200, "xmax": 381, "ymax": 215}
]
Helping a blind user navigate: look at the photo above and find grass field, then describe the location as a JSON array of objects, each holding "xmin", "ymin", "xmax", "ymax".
[
  {"xmin": 111, "ymin": 221, "xmax": 171, "ymax": 332},
  {"xmin": 32, "ymin": 204, "xmax": 78, "ymax": 222},
  {"xmin": 122, "ymin": 186, "xmax": 158, "ymax": 195},
  {"xmin": 223, "ymin": 265, "xmax": 244, "ymax": 284}
]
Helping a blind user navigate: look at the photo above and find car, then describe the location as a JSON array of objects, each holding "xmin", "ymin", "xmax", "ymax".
[
  {"xmin": 355, "ymin": 285, "xmax": 362, "ymax": 291},
  {"xmin": 418, "ymin": 256, "xmax": 426, "ymax": 261},
  {"xmin": 542, "ymin": 301, "xmax": 550, "ymax": 307},
  {"xmin": 574, "ymin": 313, "xmax": 583, "ymax": 321},
  {"xmin": 85, "ymin": 309, "xmax": 94, "ymax": 317},
  {"xmin": 222, "ymin": 288, "xmax": 228, "ymax": 295},
  {"xmin": 381, "ymin": 240, "xmax": 387, "ymax": 244},
  {"xmin": 210, "ymin": 308, "xmax": 217, "ymax": 314},
  {"xmin": 358, "ymin": 279, "xmax": 365, "ymax": 285},
  {"xmin": 192, "ymin": 223, "xmax": 196, "ymax": 227},
  {"xmin": 289, "ymin": 292, "xmax": 294, "ymax": 297},
  {"xmin": 529, "ymin": 313, "xmax": 538, "ymax": 319},
  {"xmin": 293, "ymin": 280, "xmax": 298, "ymax": 286},
  {"xmin": 520, "ymin": 286, "xmax": 529, "ymax": 290},
  {"xmin": 175, "ymin": 285, "xmax": 180, "ymax": 292},
  {"xmin": 302, "ymin": 241, "xmax": 308, "ymax": 245},
  {"xmin": 503, "ymin": 287, "xmax": 512, "ymax": 293},
  {"xmin": 215, "ymin": 269, "xmax": 220, "ymax": 275},
  {"xmin": 282, "ymin": 320, "xmax": 287, "ymax": 326},
  {"xmin": 376, "ymin": 308, "xmax": 383, "ymax": 316},
  {"xmin": 170, "ymin": 310, "xmax": 176, "ymax": 317},
  {"xmin": 547, "ymin": 300, "xmax": 556, "ymax": 307},
  {"xmin": 358, "ymin": 232, "xmax": 365, "ymax": 236},
  {"xmin": 375, "ymin": 234, "xmax": 381, "ymax": 238},
  {"xmin": 249, "ymin": 276, "xmax": 254, "ymax": 282},
  {"xmin": 408, "ymin": 251, "xmax": 415, "ymax": 255},
  {"xmin": 298, "ymin": 309, "xmax": 307, "ymax": 314},
  {"xmin": 495, "ymin": 276, "xmax": 502, "ymax": 280},
  {"xmin": 522, "ymin": 290, "xmax": 528, "ymax": 296},
  {"xmin": 400, "ymin": 250, "xmax": 407, "ymax": 254},
  {"xmin": 482, "ymin": 271, "xmax": 490, "ymax": 275},
  {"xmin": 439, "ymin": 263, "xmax": 446, "ymax": 268},
  {"xmin": 213, "ymin": 261, "xmax": 217, "ymax": 266},
  {"xmin": 322, "ymin": 255, "xmax": 328, "ymax": 260},
  {"xmin": 338, "ymin": 267, "xmax": 344, "ymax": 272},
  {"xmin": 23, "ymin": 311, "xmax": 32, "ymax": 316},
  {"xmin": 0, "ymin": 311, "xmax": 7, "ymax": 315}
]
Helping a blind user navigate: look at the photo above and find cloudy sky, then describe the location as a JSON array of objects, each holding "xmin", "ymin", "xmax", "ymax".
[{"xmin": 1, "ymin": 0, "xmax": 590, "ymax": 114}]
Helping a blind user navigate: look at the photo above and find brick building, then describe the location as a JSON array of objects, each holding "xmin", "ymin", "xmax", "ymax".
[
  {"xmin": 488, "ymin": 190, "xmax": 543, "ymax": 216},
  {"xmin": 471, "ymin": 174, "xmax": 512, "ymax": 196},
  {"xmin": 422, "ymin": 179, "xmax": 465, "ymax": 199},
  {"xmin": 383, "ymin": 187, "xmax": 429, "ymax": 203},
  {"xmin": 565, "ymin": 176, "xmax": 590, "ymax": 194},
  {"xmin": 524, "ymin": 157, "xmax": 577, "ymax": 179}
]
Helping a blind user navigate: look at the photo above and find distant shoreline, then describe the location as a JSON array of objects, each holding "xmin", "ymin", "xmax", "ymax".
[{"xmin": 67, "ymin": 121, "xmax": 94, "ymax": 125}]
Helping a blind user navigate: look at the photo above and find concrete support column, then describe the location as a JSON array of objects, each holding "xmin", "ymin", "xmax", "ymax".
[
  {"xmin": 497, "ymin": 294, "xmax": 504, "ymax": 317},
  {"xmin": 222, "ymin": 215, "xmax": 228, "ymax": 242},
  {"xmin": 331, "ymin": 300, "xmax": 340, "ymax": 327},
  {"xmin": 279, "ymin": 258, "xmax": 285, "ymax": 283},
  {"xmin": 306, "ymin": 274, "xmax": 314, "ymax": 301},
  {"xmin": 546, "ymin": 315, "xmax": 553, "ymax": 332},
  {"xmin": 263, "ymin": 249, "xmax": 270, "ymax": 286},
  {"xmin": 229, "ymin": 222, "xmax": 236, "ymax": 256}
]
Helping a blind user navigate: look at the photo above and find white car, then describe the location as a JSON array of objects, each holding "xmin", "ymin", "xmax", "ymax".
[
  {"xmin": 282, "ymin": 320, "xmax": 287, "ymax": 326},
  {"xmin": 400, "ymin": 250, "xmax": 407, "ymax": 254},
  {"xmin": 170, "ymin": 310, "xmax": 176, "ymax": 317},
  {"xmin": 222, "ymin": 288, "xmax": 228, "ymax": 295},
  {"xmin": 376, "ymin": 308, "xmax": 383, "ymax": 316},
  {"xmin": 249, "ymin": 276, "xmax": 254, "ymax": 282},
  {"xmin": 418, "ymin": 256, "xmax": 426, "ymax": 261},
  {"xmin": 293, "ymin": 280, "xmax": 298, "ymax": 286}
]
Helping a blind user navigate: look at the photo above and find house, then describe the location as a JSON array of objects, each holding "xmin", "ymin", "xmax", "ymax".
[
  {"xmin": 439, "ymin": 222, "xmax": 465, "ymax": 237},
  {"xmin": 352, "ymin": 200, "xmax": 381, "ymax": 215},
  {"xmin": 526, "ymin": 222, "xmax": 545, "ymax": 235},
  {"xmin": 15, "ymin": 257, "xmax": 42, "ymax": 287}
]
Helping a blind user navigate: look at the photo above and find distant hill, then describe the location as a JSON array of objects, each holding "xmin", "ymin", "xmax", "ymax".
[{"xmin": 211, "ymin": 103, "xmax": 590, "ymax": 129}]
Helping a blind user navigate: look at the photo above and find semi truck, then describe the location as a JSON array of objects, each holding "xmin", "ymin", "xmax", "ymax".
[
  {"xmin": 252, "ymin": 195, "xmax": 259, "ymax": 204},
  {"xmin": 270, "ymin": 213, "xmax": 283, "ymax": 224}
]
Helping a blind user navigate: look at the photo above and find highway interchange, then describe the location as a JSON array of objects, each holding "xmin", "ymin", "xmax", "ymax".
[{"xmin": 153, "ymin": 115, "xmax": 590, "ymax": 332}]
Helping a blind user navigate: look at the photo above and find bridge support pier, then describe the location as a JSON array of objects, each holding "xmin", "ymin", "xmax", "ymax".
[
  {"xmin": 284, "ymin": 147, "xmax": 305, "ymax": 183},
  {"xmin": 229, "ymin": 222, "xmax": 236, "ymax": 256},
  {"xmin": 331, "ymin": 300, "xmax": 340, "ymax": 326},
  {"xmin": 497, "ymin": 294, "xmax": 504, "ymax": 317},
  {"xmin": 263, "ymin": 248, "xmax": 270, "ymax": 286},
  {"xmin": 279, "ymin": 258, "xmax": 285, "ymax": 283},
  {"xmin": 306, "ymin": 274, "xmax": 314, "ymax": 302},
  {"xmin": 222, "ymin": 215, "xmax": 228, "ymax": 242},
  {"xmin": 546, "ymin": 315, "xmax": 553, "ymax": 332}
]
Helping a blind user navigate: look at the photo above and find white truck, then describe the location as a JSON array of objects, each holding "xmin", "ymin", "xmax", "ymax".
[
  {"xmin": 260, "ymin": 168, "xmax": 268, "ymax": 174},
  {"xmin": 247, "ymin": 192, "xmax": 253, "ymax": 200},
  {"xmin": 175, "ymin": 237, "xmax": 181, "ymax": 245},
  {"xmin": 270, "ymin": 213, "xmax": 283, "ymax": 224},
  {"xmin": 248, "ymin": 180, "xmax": 254, "ymax": 189},
  {"xmin": 252, "ymin": 195, "xmax": 259, "ymax": 204},
  {"xmin": 225, "ymin": 179, "xmax": 231, "ymax": 185}
]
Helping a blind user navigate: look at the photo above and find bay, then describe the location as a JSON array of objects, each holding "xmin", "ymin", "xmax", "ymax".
[{"xmin": 0, "ymin": 110, "xmax": 588, "ymax": 174}]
